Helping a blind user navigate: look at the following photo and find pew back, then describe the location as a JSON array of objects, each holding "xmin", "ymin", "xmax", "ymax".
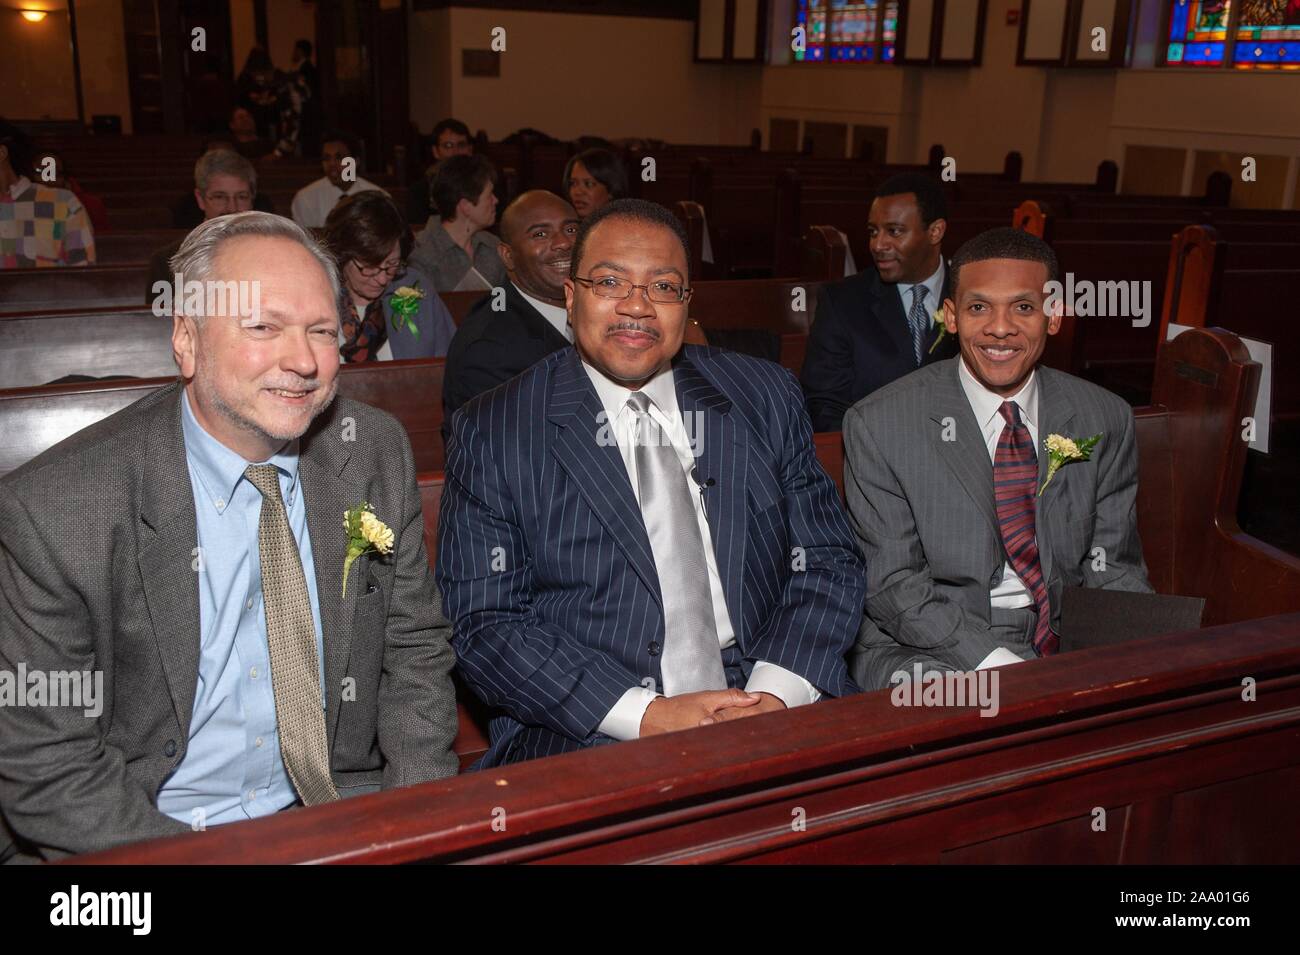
[
  {"xmin": 0, "ymin": 359, "xmax": 448, "ymax": 478},
  {"xmin": 73, "ymin": 611, "xmax": 1300, "ymax": 863}
]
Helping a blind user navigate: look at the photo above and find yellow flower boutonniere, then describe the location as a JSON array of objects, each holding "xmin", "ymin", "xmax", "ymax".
[
  {"xmin": 927, "ymin": 309, "xmax": 949, "ymax": 354},
  {"xmin": 1039, "ymin": 433, "xmax": 1102, "ymax": 496},
  {"xmin": 342, "ymin": 502, "xmax": 394, "ymax": 597},
  {"xmin": 388, "ymin": 283, "xmax": 425, "ymax": 338}
]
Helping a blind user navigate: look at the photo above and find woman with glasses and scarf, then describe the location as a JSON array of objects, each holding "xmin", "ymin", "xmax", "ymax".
[{"xmin": 323, "ymin": 190, "xmax": 457, "ymax": 362}]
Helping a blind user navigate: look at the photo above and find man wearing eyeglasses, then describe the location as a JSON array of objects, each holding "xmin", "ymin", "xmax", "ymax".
[
  {"xmin": 437, "ymin": 199, "xmax": 865, "ymax": 767},
  {"xmin": 147, "ymin": 149, "xmax": 259, "ymax": 307}
]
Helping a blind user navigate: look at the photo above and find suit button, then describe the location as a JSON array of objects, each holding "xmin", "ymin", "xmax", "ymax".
[
  {"xmin": 164, "ymin": 739, "xmax": 177, "ymax": 758},
  {"xmin": 647, "ymin": 642, "xmax": 661, "ymax": 656}
]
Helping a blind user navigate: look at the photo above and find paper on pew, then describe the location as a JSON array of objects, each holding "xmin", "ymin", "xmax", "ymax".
[
  {"xmin": 452, "ymin": 267, "xmax": 493, "ymax": 292},
  {"xmin": 700, "ymin": 208, "xmax": 714, "ymax": 265},
  {"xmin": 836, "ymin": 229, "xmax": 857, "ymax": 277},
  {"xmin": 1167, "ymin": 322, "xmax": 1271, "ymax": 453}
]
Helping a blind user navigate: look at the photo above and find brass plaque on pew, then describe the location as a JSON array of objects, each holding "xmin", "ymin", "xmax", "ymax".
[{"xmin": 1174, "ymin": 360, "xmax": 1218, "ymax": 388}]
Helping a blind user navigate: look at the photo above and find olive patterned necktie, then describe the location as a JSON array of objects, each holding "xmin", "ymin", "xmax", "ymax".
[{"xmin": 244, "ymin": 464, "xmax": 340, "ymax": 805}]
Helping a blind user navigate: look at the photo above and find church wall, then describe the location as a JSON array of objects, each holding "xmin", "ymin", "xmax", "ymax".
[
  {"xmin": 75, "ymin": 0, "xmax": 134, "ymax": 135},
  {"xmin": 0, "ymin": 5, "xmax": 80, "ymax": 122},
  {"xmin": 408, "ymin": 7, "xmax": 764, "ymax": 146},
  {"xmin": 756, "ymin": 0, "xmax": 1300, "ymax": 205}
]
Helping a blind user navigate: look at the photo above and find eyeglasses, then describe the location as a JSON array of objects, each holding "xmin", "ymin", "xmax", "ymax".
[
  {"xmin": 574, "ymin": 275, "xmax": 691, "ymax": 305},
  {"xmin": 353, "ymin": 259, "xmax": 406, "ymax": 278}
]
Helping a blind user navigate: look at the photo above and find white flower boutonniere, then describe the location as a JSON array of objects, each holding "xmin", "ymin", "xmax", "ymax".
[
  {"xmin": 927, "ymin": 309, "xmax": 949, "ymax": 354},
  {"xmin": 342, "ymin": 502, "xmax": 394, "ymax": 597},
  {"xmin": 388, "ymin": 283, "xmax": 425, "ymax": 338},
  {"xmin": 1040, "ymin": 433, "xmax": 1102, "ymax": 496}
]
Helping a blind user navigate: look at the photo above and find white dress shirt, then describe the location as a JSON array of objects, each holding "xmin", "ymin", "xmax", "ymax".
[
  {"xmin": 290, "ymin": 176, "xmax": 386, "ymax": 229},
  {"xmin": 582, "ymin": 360, "xmax": 820, "ymax": 740},
  {"xmin": 514, "ymin": 283, "xmax": 573, "ymax": 342},
  {"xmin": 958, "ymin": 357, "xmax": 1040, "ymax": 668}
]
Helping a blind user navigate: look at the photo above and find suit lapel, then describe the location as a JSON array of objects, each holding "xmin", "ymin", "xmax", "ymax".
[
  {"xmin": 547, "ymin": 350, "xmax": 662, "ymax": 605},
  {"xmin": 674, "ymin": 351, "xmax": 747, "ymax": 638},
  {"xmin": 920, "ymin": 261, "xmax": 953, "ymax": 364},
  {"xmin": 299, "ymin": 414, "xmax": 357, "ymax": 755},
  {"xmin": 869, "ymin": 271, "xmax": 914, "ymax": 367},
  {"xmin": 137, "ymin": 385, "xmax": 202, "ymax": 742},
  {"xmin": 507, "ymin": 283, "xmax": 570, "ymax": 351},
  {"xmin": 928, "ymin": 360, "xmax": 998, "ymax": 539},
  {"xmin": 1034, "ymin": 369, "xmax": 1077, "ymax": 586}
]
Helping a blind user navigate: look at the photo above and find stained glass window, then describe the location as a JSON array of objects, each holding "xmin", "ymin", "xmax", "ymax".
[
  {"xmin": 794, "ymin": 0, "xmax": 899, "ymax": 63},
  {"xmin": 1164, "ymin": 0, "xmax": 1300, "ymax": 68},
  {"xmin": 1166, "ymin": 0, "xmax": 1231, "ymax": 66},
  {"xmin": 1234, "ymin": 0, "xmax": 1300, "ymax": 69}
]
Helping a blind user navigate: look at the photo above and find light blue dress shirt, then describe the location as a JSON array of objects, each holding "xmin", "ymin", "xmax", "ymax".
[{"xmin": 156, "ymin": 390, "xmax": 327, "ymax": 827}]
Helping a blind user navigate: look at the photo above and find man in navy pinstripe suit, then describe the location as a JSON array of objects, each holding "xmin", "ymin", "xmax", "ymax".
[{"xmin": 437, "ymin": 199, "xmax": 865, "ymax": 767}]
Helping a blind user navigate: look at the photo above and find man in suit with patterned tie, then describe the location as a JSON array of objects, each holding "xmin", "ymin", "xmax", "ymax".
[
  {"xmin": 438, "ymin": 199, "xmax": 865, "ymax": 767},
  {"xmin": 842, "ymin": 227, "xmax": 1153, "ymax": 690},
  {"xmin": 0, "ymin": 212, "xmax": 458, "ymax": 862},
  {"xmin": 801, "ymin": 173, "xmax": 958, "ymax": 433}
]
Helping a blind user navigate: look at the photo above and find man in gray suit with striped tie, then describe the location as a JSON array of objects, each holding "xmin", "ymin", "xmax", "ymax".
[
  {"xmin": 438, "ymin": 199, "xmax": 864, "ymax": 766},
  {"xmin": 842, "ymin": 228, "xmax": 1152, "ymax": 690}
]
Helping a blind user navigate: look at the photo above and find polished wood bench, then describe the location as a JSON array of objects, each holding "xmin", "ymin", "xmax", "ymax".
[
  {"xmin": 0, "ymin": 307, "xmax": 173, "ymax": 388},
  {"xmin": 0, "ymin": 358, "xmax": 447, "ymax": 478},
  {"xmin": 0, "ymin": 265, "xmax": 146, "ymax": 314},
  {"xmin": 71, "ymin": 610, "xmax": 1300, "ymax": 863}
]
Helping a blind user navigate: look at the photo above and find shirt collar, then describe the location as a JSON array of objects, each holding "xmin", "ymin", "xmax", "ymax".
[
  {"xmin": 7, "ymin": 176, "xmax": 32, "ymax": 200},
  {"xmin": 582, "ymin": 358, "xmax": 678, "ymax": 427},
  {"xmin": 957, "ymin": 355, "xmax": 1038, "ymax": 435},
  {"xmin": 903, "ymin": 259, "xmax": 945, "ymax": 312},
  {"xmin": 181, "ymin": 389, "xmax": 301, "ymax": 514},
  {"xmin": 512, "ymin": 282, "xmax": 572, "ymax": 342}
]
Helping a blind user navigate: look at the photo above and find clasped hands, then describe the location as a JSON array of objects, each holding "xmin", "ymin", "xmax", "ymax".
[{"xmin": 639, "ymin": 689, "xmax": 786, "ymax": 737}]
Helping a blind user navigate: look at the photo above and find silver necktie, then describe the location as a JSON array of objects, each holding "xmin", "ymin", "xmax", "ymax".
[
  {"xmin": 627, "ymin": 392, "xmax": 727, "ymax": 696},
  {"xmin": 908, "ymin": 284, "xmax": 929, "ymax": 366}
]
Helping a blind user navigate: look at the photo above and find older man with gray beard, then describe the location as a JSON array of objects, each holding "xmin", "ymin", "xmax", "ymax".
[{"xmin": 0, "ymin": 211, "xmax": 458, "ymax": 863}]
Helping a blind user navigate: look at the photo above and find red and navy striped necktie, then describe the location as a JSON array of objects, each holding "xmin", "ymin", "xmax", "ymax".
[{"xmin": 994, "ymin": 401, "xmax": 1058, "ymax": 656}]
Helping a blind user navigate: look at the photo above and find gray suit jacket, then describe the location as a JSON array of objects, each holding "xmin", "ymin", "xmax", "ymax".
[
  {"xmin": 0, "ymin": 383, "xmax": 458, "ymax": 862},
  {"xmin": 843, "ymin": 359, "xmax": 1152, "ymax": 689}
]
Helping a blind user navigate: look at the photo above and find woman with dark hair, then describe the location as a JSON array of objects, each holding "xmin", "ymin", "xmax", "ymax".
[
  {"xmin": 562, "ymin": 147, "xmax": 628, "ymax": 219},
  {"xmin": 323, "ymin": 190, "xmax": 457, "ymax": 361}
]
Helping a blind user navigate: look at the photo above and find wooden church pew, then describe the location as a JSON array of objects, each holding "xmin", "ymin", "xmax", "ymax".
[
  {"xmin": 0, "ymin": 307, "xmax": 174, "ymax": 389},
  {"xmin": 94, "ymin": 230, "xmax": 187, "ymax": 265},
  {"xmin": 0, "ymin": 264, "xmax": 147, "ymax": 314},
  {"xmin": 72, "ymin": 609, "xmax": 1300, "ymax": 863},
  {"xmin": 0, "ymin": 358, "xmax": 448, "ymax": 478}
]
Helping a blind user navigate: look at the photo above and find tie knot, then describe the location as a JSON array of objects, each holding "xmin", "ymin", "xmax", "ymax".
[
  {"xmin": 998, "ymin": 401, "xmax": 1022, "ymax": 428},
  {"xmin": 912, "ymin": 285, "xmax": 928, "ymax": 306},
  {"xmin": 626, "ymin": 391, "xmax": 653, "ymax": 416},
  {"xmin": 244, "ymin": 464, "xmax": 282, "ymax": 499}
]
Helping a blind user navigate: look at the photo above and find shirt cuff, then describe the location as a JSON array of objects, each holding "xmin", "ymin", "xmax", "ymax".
[
  {"xmin": 976, "ymin": 647, "xmax": 1027, "ymax": 670},
  {"xmin": 745, "ymin": 661, "xmax": 821, "ymax": 708},
  {"xmin": 598, "ymin": 686, "xmax": 661, "ymax": 741}
]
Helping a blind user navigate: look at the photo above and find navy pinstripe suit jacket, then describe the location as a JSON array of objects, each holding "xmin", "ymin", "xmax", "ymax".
[{"xmin": 436, "ymin": 345, "xmax": 865, "ymax": 767}]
